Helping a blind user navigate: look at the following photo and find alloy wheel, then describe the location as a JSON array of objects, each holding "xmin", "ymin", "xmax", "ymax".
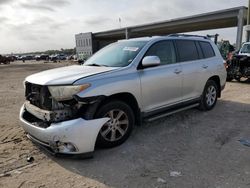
[
  {"xmin": 100, "ymin": 109, "xmax": 129, "ymax": 142},
  {"xmin": 206, "ymin": 85, "xmax": 217, "ymax": 106}
]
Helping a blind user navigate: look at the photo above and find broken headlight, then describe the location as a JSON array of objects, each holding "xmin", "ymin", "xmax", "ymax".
[{"xmin": 48, "ymin": 84, "xmax": 91, "ymax": 101}]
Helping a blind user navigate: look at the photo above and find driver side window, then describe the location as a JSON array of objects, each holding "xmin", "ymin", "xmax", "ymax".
[{"xmin": 145, "ymin": 41, "xmax": 176, "ymax": 65}]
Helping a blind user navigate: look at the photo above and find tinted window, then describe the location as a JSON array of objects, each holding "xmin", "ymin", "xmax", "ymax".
[
  {"xmin": 240, "ymin": 44, "xmax": 250, "ymax": 53},
  {"xmin": 145, "ymin": 41, "xmax": 176, "ymax": 65},
  {"xmin": 176, "ymin": 40, "xmax": 199, "ymax": 62},
  {"xmin": 195, "ymin": 41, "xmax": 203, "ymax": 58},
  {"xmin": 199, "ymin": 42, "xmax": 215, "ymax": 58}
]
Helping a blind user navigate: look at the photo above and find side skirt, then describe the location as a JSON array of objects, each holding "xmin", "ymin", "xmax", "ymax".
[{"xmin": 143, "ymin": 98, "xmax": 200, "ymax": 122}]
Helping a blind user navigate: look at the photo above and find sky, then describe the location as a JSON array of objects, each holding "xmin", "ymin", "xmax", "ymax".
[{"xmin": 0, "ymin": 0, "xmax": 248, "ymax": 54}]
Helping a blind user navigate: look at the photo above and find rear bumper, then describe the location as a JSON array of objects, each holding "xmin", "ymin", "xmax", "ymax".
[{"xmin": 19, "ymin": 105, "xmax": 109, "ymax": 155}]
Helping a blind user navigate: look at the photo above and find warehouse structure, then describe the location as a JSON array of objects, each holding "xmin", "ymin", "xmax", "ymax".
[{"xmin": 75, "ymin": 6, "xmax": 248, "ymax": 59}]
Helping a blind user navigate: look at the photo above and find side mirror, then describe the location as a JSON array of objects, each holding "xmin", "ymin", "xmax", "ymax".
[{"xmin": 142, "ymin": 56, "xmax": 160, "ymax": 67}]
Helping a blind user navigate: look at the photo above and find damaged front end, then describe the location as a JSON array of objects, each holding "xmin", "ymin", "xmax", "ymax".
[
  {"xmin": 226, "ymin": 55, "xmax": 250, "ymax": 81},
  {"xmin": 20, "ymin": 82, "xmax": 109, "ymax": 156}
]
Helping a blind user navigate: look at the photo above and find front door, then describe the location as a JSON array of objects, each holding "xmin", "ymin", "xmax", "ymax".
[{"xmin": 139, "ymin": 40, "xmax": 183, "ymax": 113}]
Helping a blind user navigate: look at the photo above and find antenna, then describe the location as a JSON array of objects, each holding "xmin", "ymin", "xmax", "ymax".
[{"xmin": 119, "ymin": 17, "xmax": 121, "ymax": 28}]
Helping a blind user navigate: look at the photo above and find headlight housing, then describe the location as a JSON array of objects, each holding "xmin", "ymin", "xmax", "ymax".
[{"xmin": 48, "ymin": 84, "xmax": 90, "ymax": 101}]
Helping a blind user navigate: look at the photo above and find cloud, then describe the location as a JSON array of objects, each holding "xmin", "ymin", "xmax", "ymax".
[
  {"xmin": 0, "ymin": 0, "xmax": 13, "ymax": 5},
  {"xmin": 40, "ymin": 0, "xmax": 70, "ymax": 7},
  {"xmin": 84, "ymin": 17, "xmax": 112, "ymax": 26},
  {"xmin": 0, "ymin": 16, "xmax": 8, "ymax": 23},
  {"xmin": 5, "ymin": 16, "xmax": 73, "ymax": 42},
  {"xmin": 19, "ymin": 0, "xmax": 70, "ymax": 12},
  {"xmin": 20, "ymin": 3, "xmax": 55, "ymax": 11}
]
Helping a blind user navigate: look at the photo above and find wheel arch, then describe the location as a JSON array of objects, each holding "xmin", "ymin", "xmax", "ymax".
[
  {"xmin": 99, "ymin": 92, "xmax": 142, "ymax": 126},
  {"xmin": 208, "ymin": 75, "xmax": 221, "ymax": 97}
]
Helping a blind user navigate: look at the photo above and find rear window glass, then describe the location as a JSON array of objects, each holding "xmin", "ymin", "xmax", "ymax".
[
  {"xmin": 176, "ymin": 40, "xmax": 199, "ymax": 62},
  {"xmin": 199, "ymin": 42, "xmax": 215, "ymax": 58}
]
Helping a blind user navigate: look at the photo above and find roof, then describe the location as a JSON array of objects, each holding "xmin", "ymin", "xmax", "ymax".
[{"xmin": 117, "ymin": 34, "xmax": 214, "ymax": 44}]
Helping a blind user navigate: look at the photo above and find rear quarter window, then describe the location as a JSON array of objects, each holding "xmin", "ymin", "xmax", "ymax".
[{"xmin": 199, "ymin": 41, "xmax": 215, "ymax": 58}]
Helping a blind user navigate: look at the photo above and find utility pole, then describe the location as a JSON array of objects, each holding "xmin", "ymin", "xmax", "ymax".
[
  {"xmin": 246, "ymin": 0, "xmax": 250, "ymax": 42},
  {"xmin": 119, "ymin": 17, "xmax": 121, "ymax": 29}
]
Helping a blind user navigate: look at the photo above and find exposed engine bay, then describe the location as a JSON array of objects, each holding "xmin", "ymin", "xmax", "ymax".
[{"xmin": 24, "ymin": 82, "xmax": 89, "ymax": 127}]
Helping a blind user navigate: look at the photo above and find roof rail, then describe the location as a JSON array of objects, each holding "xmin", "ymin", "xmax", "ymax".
[{"xmin": 168, "ymin": 33, "xmax": 209, "ymax": 39}]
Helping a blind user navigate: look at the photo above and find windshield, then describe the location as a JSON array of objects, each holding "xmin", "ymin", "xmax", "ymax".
[
  {"xmin": 240, "ymin": 44, "xmax": 250, "ymax": 53},
  {"xmin": 85, "ymin": 41, "xmax": 147, "ymax": 67}
]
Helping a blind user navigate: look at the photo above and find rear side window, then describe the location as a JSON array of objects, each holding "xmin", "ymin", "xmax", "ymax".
[
  {"xmin": 145, "ymin": 41, "xmax": 176, "ymax": 65},
  {"xmin": 199, "ymin": 42, "xmax": 215, "ymax": 58},
  {"xmin": 176, "ymin": 40, "xmax": 199, "ymax": 62}
]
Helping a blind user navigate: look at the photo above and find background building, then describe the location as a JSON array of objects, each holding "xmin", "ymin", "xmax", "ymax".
[
  {"xmin": 75, "ymin": 32, "xmax": 93, "ymax": 60},
  {"xmin": 75, "ymin": 6, "xmax": 247, "ymax": 59}
]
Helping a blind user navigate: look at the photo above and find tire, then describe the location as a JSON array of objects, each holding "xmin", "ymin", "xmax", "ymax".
[
  {"xmin": 95, "ymin": 100, "xmax": 135, "ymax": 148},
  {"xmin": 199, "ymin": 80, "xmax": 219, "ymax": 111}
]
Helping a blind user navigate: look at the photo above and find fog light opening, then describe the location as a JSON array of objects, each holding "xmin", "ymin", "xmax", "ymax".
[{"xmin": 57, "ymin": 142, "xmax": 78, "ymax": 153}]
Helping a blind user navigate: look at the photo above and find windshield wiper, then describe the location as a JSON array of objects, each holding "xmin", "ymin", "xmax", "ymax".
[{"xmin": 86, "ymin": 63, "xmax": 108, "ymax": 67}]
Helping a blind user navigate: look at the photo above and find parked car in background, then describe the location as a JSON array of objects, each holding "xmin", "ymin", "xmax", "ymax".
[
  {"xmin": 20, "ymin": 34, "xmax": 226, "ymax": 157},
  {"xmin": 5, "ymin": 55, "xmax": 16, "ymax": 62},
  {"xmin": 49, "ymin": 54, "xmax": 67, "ymax": 62},
  {"xmin": 0, "ymin": 55, "xmax": 11, "ymax": 64},
  {"xmin": 49, "ymin": 54, "xmax": 58, "ymax": 62},
  {"xmin": 66, "ymin": 54, "xmax": 76, "ymax": 61},
  {"xmin": 238, "ymin": 42, "xmax": 250, "ymax": 56},
  {"xmin": 20, "ymin": 55, "xmax": 35, "ymax": 61},
  {"xmin": 226, "ymin": 42, "xmax": 250, "ymax": 81},
  {"xmin": 36, "ymin": 54, "xmax": 49, "ymax": 61}
]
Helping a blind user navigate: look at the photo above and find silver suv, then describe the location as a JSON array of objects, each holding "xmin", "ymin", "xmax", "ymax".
[{"xmin": 20, "ymin": 34, "xmax": 227, "ymax": 156}]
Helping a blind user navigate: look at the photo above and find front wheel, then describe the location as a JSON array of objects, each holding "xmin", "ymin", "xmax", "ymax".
[
  {"xmin": 95, "ymin": 100, "xmax": 135, "ymax": 148},
  {"xmin": 199, "ymin": 80, "xmax": 218, "ymax": 111}
]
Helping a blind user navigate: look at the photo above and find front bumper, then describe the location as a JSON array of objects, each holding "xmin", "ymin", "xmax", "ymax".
[{"xmin": 19, "ymin": 105, "xmax": 109, "ymax": 155}]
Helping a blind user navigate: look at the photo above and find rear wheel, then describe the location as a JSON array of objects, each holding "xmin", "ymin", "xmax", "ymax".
[
  {"xmin": 95, "ymin": 100, "xmax": 135, "ymax": 148},
  {"xmin": 199, "ymin": 80, "xmax": 218, "ymax": 111}
]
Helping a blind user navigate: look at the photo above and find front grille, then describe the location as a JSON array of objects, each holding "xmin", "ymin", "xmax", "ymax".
[
  {"xmin": 25, "ymin": 82, "xmax": 52, "ymax": 110},
  {"xmin": 23, "ymin": 110, "xmax": 50, "ymax": 128}
]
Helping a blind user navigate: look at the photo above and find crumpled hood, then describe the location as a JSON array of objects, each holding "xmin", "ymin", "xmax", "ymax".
[{"xmin": 25, "ymin": 65, "xmax": 118, "ymax": 85}]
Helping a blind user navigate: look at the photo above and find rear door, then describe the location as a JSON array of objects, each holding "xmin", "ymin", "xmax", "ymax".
[
  {"xmin": 175, "ymin": 40, "xmax": 205, "ymax": 101},
  {"xmin": 176, "ymin": 40, "xmax": 214, "ymax": 101},
  {"xmin": 139, "ymin": 40, "xmax": 183, "ymax": 112}
]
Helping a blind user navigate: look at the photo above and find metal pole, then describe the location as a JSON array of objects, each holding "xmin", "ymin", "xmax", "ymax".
[
  {"xmin": 248, "ymin": 0, "xmax": 250, "ymax": 25},
  {"xmin": 236, "ymin": 9, "xmax": 244, "ymax": 50},
  {"xmin": 246, "ymin": 0, "xmax": 250, "ymax": 41},
  {"xmin": 125, "ymin": 28, "xmax": 130, "ymax": 39}
]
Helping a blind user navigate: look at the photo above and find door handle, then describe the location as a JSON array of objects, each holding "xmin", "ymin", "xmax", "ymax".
[
  {"xmin": 174, "ymin": 69, "xmax": 182, "ymax": 74},
  {"xmin": 202, "ymin": 65, "xmax": 208, "ymax": 69}
]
